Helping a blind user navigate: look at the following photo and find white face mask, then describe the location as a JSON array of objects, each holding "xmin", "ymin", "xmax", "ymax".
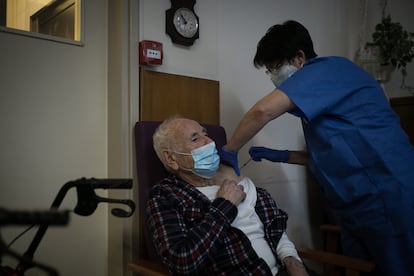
[{"xmin": 269, "ymin": 64, "xmax": 298, "ymax": 88}]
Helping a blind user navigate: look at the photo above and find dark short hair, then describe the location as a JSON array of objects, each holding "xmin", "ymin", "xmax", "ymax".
[{"xmin": 253, "ymin": 20, "xmax": 317, "ymax": 68}]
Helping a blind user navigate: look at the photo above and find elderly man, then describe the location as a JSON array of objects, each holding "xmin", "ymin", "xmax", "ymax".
[{"xmin": 147, "ymin": 116, "xmax": 308, "ymax": 275}]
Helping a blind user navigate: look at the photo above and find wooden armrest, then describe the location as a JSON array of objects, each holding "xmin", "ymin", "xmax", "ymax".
[
  {"xmin": 298, "ymin": 248, "xmax": 375, "ymax": 273},
  {"xmin": 319, "ymin": 224, "xmax": 341, "ymax": 253},
  {"xmin": 128, "ymin": 259, "xmax": 169, "ymax": 276}
]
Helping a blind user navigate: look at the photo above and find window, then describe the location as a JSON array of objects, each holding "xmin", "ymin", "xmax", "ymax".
[{"xmin": 0, "ymin": 0, "xmax": 83, "ymax": 45}]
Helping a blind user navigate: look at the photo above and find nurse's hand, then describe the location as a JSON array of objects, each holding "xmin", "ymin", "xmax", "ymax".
[
  {"xmin": 249, "ymin": 146, "xmax": 290, "ymax": 163},
  {"xmin": 220, "ymin": 146, "xmax": 240, "ymax": 176}
]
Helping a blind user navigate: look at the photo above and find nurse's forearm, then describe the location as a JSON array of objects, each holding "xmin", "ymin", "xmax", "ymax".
[
  {"xmin": 226, "ymin": 89, "xmax": 296, "ymax": 152},
  {"xmin": 287, "ymin": 150, "xmax": 308, "ymax": 165},
  {"xmin": 226, "ymin": 109, "xmax": 267, "ymax": 151}
]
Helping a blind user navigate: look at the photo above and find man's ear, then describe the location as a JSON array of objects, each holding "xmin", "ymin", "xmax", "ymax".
[
  {"xmin": 162, "ymin": 150, "xmax": 179, "ymax": 170},
  {"xmin": 297, "ymin": 50, "xmax": 306, "ymax": 65}
]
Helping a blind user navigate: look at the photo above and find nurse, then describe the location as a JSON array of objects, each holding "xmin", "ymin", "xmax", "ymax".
[{"xmin": 221, "ymin": 20, "xmax": 414, "ymax": 276}]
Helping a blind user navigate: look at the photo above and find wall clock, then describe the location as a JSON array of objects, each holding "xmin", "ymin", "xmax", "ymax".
[{"xmin": 166, "ymin": 0, "xmax": 199, "ymax": 46}]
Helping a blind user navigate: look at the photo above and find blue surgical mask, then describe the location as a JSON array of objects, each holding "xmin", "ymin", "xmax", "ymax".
[
  {"xmin": 173, "ymin": 141, "xmax": 220, "ymax": 179},
  {"xmin": 269, "ymin": 64, "xmax": 298, "ymax": 88}
]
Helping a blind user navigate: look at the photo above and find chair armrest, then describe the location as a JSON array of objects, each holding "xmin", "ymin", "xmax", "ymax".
[
  {"xmin": 319, "ymin": 224, "xmax": 341, "ymax": 253},
  {"xmin": 298, "ymin": 248, "xmax": 375, "ymax": 273},
  {"xmin": 128, "ymin": 259, "xmax": 169, "ymax": 276}
]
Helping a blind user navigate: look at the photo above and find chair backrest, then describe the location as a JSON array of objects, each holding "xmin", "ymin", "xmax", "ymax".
[{"xmin": 134, "ymin": 121, "xmax": 227, "ymax": 264}]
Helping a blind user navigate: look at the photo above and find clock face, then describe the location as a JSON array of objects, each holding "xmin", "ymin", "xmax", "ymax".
[{"xmin": 173, "ymin": 8, "xmax": 199, "ymax": 38}]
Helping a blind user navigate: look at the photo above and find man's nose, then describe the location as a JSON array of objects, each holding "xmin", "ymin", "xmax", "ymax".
[{"xmin": 203, "ymin": 136, "xmax": 213, "ymax": 144}]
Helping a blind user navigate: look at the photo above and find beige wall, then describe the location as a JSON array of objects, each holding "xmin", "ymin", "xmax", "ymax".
[{"xmin": 0, "ymin": 1, "xmax": 109, "ymax": 275}]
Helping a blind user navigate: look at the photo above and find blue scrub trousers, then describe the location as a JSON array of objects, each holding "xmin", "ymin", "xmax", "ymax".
[{"xmin": 341, "ymin": 227, "xmax": 414, "ymax": 276}]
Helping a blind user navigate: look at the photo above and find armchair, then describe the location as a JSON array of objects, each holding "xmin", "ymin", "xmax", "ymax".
[{"xmin": 129, "ymin": 121, "xmax": 227, "ymax": 275}]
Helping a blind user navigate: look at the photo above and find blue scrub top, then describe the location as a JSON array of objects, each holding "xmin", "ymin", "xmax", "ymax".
[{"xmin": 279, "ymin": 56, "xmax": 414, "ymax": 235}]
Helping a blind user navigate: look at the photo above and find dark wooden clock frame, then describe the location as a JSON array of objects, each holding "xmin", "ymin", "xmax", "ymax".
[{"xmin": 166, "ymin": 0, "xmax": 199, "ymax": 46}]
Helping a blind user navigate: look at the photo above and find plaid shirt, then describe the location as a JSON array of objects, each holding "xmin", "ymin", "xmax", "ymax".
[{"xmin": 146, "ymin": 174, "xmax": 288, "ymax": 275}]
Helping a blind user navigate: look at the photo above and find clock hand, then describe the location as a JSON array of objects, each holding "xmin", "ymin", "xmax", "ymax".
[{"xmin": 179, "ymin": 14, "xmax": 187, "ymax": 24}]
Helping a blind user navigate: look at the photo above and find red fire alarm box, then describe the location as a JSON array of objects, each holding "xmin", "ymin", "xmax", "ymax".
[{"xmin": 139, "ymin": 40, "xmax": 163, "ymax": 65}]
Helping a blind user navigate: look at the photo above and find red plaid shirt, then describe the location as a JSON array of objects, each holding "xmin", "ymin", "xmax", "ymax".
[{"xmin": 146, "ymin": 174, "xmax": 288, "ymax": 275}]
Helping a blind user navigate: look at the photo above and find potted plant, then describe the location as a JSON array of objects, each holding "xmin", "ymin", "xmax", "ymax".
[{"xmin": 366, "ymin": 15, "xmax": 414, "ymax": 88}]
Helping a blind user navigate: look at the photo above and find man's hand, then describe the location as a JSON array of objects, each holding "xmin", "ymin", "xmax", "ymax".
[
  {"xmin": 249, "ymin": 146, "xmax": 290, "ymax": 162},
  {"xmin": 220, "ymin": 146, "xmax": 240, "ymax": 176},
  {"xmin": 216, "ymin": 179, "xmax": 246, "ymax": 206},
  {"xmin": 283, "ymin": 256, "xmax": 309, "ymax": 276}
]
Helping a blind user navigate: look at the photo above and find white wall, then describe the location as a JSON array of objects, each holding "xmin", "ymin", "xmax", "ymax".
[
  {"xmin": 138, "ymin": 0, "xmax": 382, "ymax": 249},
  {"xmin": 136, "ymin": 1, "xmax": 413, "ymax": 266},
  {"xmin": 0, "ymin": 1, "xmax": 109, "ymax": 276},
  {"xmin": 217, "ymin": 0, "xmax": 366, "ymax": 247},
  {"xmin": 139, "ymin": 0, "xmax": 220, "ymax": 80}
]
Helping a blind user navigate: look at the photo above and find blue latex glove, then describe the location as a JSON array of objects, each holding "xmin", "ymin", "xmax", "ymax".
[
  {"xmin": 220, "ymin": 146, "xmax": 240, "ymax": 176},
  {"xmin": 249, "ymin": 146, "xmax": 290, "ymax": 163}
]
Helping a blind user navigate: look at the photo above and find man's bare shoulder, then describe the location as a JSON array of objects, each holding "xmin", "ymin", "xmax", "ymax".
[{"xmin": 212, "ymin": 164, "xmax": 244, "ymax": 184}]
